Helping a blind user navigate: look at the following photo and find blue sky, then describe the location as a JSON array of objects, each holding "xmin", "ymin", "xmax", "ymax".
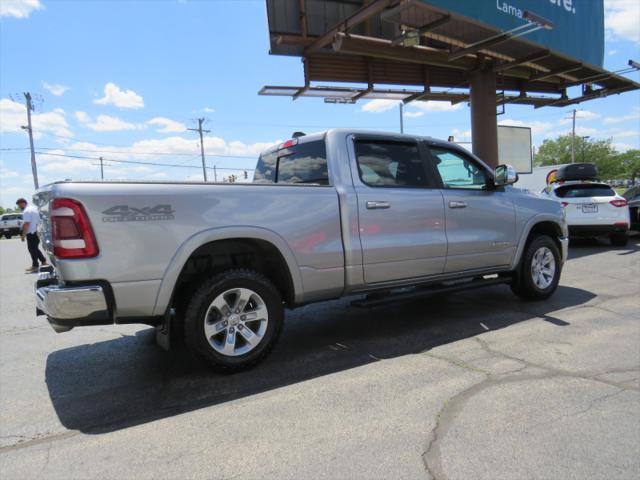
[{"xmin": 1, "ymin": 0, "xmax": 639, "ymax": 206}]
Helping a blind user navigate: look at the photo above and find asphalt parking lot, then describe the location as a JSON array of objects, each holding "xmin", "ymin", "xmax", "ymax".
[{"xmin": 0, "ymin": 235, "xmax": 639, "ymax": 480}]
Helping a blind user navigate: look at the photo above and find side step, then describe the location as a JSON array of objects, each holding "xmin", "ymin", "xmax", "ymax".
[{"xmin": 351, "ymin": 276, "xmax": 512, "ymax": 308}]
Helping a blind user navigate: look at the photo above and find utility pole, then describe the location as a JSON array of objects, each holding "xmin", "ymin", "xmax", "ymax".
[
  {"xmin": 99, "ymin": 156, "xmax": 104, "ymax": 180},
  {"xmin": 21, "ymin": 92, "xmax": 39, "ymax": 189},
  {"xmin": 187, "ymin": 118, "xmax": 210, "ymax": 181},
  {"xmin": 399, "ymin": 103, "xmax": 404, "ymax": 134},
  {"xmin": 213, "ymin": 165, "xmax": 217, "ymax": 183},
  {"xmin": 571, "ymin": 108, "xmax": 576, "ymax": 164}
]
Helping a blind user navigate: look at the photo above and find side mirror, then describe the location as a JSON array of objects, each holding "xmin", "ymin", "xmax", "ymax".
[{"xmin": 494, "ymin": 164, "xmax": 518, "ymax": 186}]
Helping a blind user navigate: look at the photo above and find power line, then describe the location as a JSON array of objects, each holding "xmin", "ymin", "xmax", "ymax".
[{"xmin": 33, "ymin": 151, "xmax": 254, "ymax": 171}]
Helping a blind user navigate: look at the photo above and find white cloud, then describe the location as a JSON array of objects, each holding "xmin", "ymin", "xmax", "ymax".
[
  {"xmin": 0, "ymin": 0, "xmax": 42, "ymax": 18},
  {"xmin": 612, "ymin": 142, "xmax": 635, "ymax": 152},
  {"xmin": 74, "ymin": 111, "xmax": 140, "ymax": 132},
  {"xmin": 94, "ymin": 82, "xmax": 144, "ymax": 109},
  {"xmin": 499, "ymin": 119, "xmax": 554, "ymax": 136},
  {"xmin": 203, "ymin": 107, "xmax": 215, "ymax": 113},
  {"xmin": 147, "ymin": 117, "xmax": 186, "ymax": 133},
  {"xmin": 0, "ymin": 98, "xmax": 72, "ymax": 139},
  {"xmin": 605, "ymin": 0, "xmax": 640, "ymax": 44},
  {"xmin": 607, "ymin": 129, "xmax": 640, "ymax": 139},
  {"xmin": 608, "ymin": 50, "xmax": 618, "ymax": 56},
  {"xmin": 42, "ymin": 82, "xmax": 70, "ymax": 96},
  {"xmin": 450, "ymin": 128, "xmax": 471, "ymax": 142},
  {"xmin": 603, "ymin": 108, "xmax": 640, "ymax": 124},
  {"xmin": 558, "ymin": 110, "xmax": 601, "ymax": 125},
  {"xmin": 403, "ymin": 111, "xmax": 424, "ymax": 118},
  {"xmin": 412, "ymin": 101, "xmax": 462, "ymax": 112},
  {"xmin": 360, "ymin": 99, "xmax": 400, "ymax": 113},
  {"xmin": 361, "ymin": 99, "xmax": 461, "ymax": 114},
  {"xmin": 0, "ymin": 166, "xmax": 20, "ymax": 179}
]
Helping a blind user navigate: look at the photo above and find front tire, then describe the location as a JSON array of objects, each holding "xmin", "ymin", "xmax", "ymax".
[
  {"xmin": 511, "ymin": 235, "xmax": 561, "ymax": 301},
  {"xmin": 610, "ymin": 232, "xmax": 628, "ymax": 247},
  {"xmin": 183, "ymin": 269, "xmax": 284, "ymax": 372}
]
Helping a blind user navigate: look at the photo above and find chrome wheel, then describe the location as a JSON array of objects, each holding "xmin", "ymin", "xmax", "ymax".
[
  {"xmin": 530, "ymin": 246, "xmax": 556, "ymax": 289},
  {"xmin": 203, "ymin": 288, "xmax": 269, "ymax": 357}
]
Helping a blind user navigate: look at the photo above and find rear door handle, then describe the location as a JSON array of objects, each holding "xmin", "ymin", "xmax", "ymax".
[
  {"xmin": 448, "ymin": 201, "xmax": 467, "ymax": 209},
  {"xmin": 366, "ymin": 201, "xmax": 390, "ymax": 209}
]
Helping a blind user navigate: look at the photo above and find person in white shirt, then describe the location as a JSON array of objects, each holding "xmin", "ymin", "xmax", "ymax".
[{"xmin": 16, "ymin": 198, "xmax": 47, "ymax": 273}]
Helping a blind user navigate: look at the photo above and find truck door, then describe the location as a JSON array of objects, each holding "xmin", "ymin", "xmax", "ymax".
[
  {"xmin": 426, "ymin": 145, "xmax": 516, "ymax": 273},
  {"xmin": 351, "ymin": 137, "xmax": 447, "ymax": 284}
]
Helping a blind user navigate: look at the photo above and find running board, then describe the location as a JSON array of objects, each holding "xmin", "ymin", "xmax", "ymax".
[{"xmin": 350, "ymin": 277, "xmax": 512, "ymax": 308}]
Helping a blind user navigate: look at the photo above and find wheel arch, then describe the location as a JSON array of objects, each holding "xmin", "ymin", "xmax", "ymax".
[
  {"xmin": 152, "ymin": 227, "xmax": 303, "ymax": 316},
  {"xmin": 511, "ymin": 216, "xmax": 566, "ymax": 269}
]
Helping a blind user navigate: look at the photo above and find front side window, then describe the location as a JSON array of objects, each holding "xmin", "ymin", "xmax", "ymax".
[
  {"xmin": 429, "ymin": 148, "xmax": 488, "ymax": 190},
  {"xmin": 354, "ymin": 140, "xmax": 429, "ymax": 188},
  {"xmin": 253, "ymin": 140, "xmax": 328, "ymax": 185}
]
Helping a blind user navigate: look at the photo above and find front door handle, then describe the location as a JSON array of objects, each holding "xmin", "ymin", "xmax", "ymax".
[
  {"xmin": 448, "ymin": 201, "xmax": 468, "ymax": 209},
  {"xmin": 366, "ymin": 201, "xmax": 390, "ymax": 209}
]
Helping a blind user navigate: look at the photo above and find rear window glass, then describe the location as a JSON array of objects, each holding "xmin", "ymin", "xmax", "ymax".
[
  {"xmin": 554, "ymin": 184, "xmax": 615, "ymax": 198},
  {"xmin": 253, "ymin": 140, "xmax": 328, "ymax": 185},
  {"xmin": 1, "ymin": 214, "xmax": 21, "ymax": 220}
]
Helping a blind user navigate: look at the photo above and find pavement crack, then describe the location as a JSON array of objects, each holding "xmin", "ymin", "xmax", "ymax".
[{"xmin": 422, "ymin": 352, "xmax": 490, "ymax": 375}]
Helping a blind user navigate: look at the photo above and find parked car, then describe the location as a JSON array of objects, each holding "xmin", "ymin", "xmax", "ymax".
[
  {"xmin": 542, "ymin": 179, "xmax": 630, "ymax": 246},
  {"xmin": 622, "ymin": 185, "xmax": 640, "ymax": 231},
  {"xmin": 0, "ymin": 213, "xmax": 23, "ymax": 239},
  {"xmin": 33, "ymin": 129, "xmax": 568, "ymax": 371}
]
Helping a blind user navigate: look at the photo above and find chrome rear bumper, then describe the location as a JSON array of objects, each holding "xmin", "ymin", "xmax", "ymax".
[{"xmin": 35, "ymin": 271, "xmax": 111, "ymax": 332}]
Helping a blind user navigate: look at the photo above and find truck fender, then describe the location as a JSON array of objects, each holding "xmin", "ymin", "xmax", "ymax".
[
  {"xmin": 152, "ymin": 226, "xmax": 304, "ymax": 316},
  {"xmin": 510, "ymin": 214, "xmax": 567, "ymax": 269}
]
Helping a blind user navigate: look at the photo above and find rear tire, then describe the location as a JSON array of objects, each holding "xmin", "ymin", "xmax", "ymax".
[
  {"xmin": 183, "ymin": 269, "xmax": 284, "ymax": 372},
  {"xmin": 511, "ymin": 235, "xmax": 561, "ymax": 301},
  {"xmin": 610, "ymin": 232, "xmax": 628, "ymax": 247}
]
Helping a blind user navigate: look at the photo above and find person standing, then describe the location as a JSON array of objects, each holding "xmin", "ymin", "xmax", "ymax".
[{"xmin": 16, "ymin": 198, "xmax": 47, "ymax": 273}]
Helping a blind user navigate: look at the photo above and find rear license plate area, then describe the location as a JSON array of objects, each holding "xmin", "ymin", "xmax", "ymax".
[{"xmin": 581, "ymin": 204, "xmax": 598, "ymax": 213}]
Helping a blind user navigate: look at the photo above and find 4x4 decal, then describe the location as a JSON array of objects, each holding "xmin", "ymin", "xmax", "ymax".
[{"xmin": 102, "ymin": 205, "xmax": 175, "ymax": 222}]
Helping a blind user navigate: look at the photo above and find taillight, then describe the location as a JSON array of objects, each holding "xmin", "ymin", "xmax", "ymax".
[
  {"xmin": 610, "ymin": 199, "xmax": 628, "ymax": 208},
  {"xmin": 51, "ymin": 198, "xmax": 99, "ymax": 258},
  {"xmin": 561, "ymin": 202, "xmax": 569, "ymax": 207}
]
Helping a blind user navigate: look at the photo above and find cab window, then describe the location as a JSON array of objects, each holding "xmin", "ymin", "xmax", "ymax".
[
  {"xmin": 254, "ymin": 140, "xmax": 328, "ymax": 185},
  {"xmin": 429, "ymin": 148, "xmax": 488, "ymax": 190},
  {"xmin": 354, "ymin": 140, "xmax": 430, "ymax": 188}
]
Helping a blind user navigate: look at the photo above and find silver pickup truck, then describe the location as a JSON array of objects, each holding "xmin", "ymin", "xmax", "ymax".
[{"xmin": 34, "ymin": 129, "xmax": 568, "ymax": 371}]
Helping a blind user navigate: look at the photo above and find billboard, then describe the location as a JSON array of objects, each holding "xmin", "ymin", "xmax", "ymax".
[
  {"xmin": 419, "ymin": 0, "xmax": 604, "ymax": 67},
  {"xmin": 498, "ymin": 125, "xmax": 532, "ymax": 174}
]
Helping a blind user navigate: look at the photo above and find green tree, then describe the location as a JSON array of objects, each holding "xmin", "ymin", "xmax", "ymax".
[
  {"xmin": 535, "ymin": 135, "xmax": 616, "ymax": 167},
  {"xmin": 534, "ymin": 135, "xmax": 625, "ymax": 180},
  {"xmin": 611, "ymin": 149, "xmax": 640, "ymax": 182}
]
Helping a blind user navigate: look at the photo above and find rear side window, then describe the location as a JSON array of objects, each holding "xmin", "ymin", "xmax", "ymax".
[
  {"xmin": 554, "ymin": 184, "xmax": 615, "ymax": 198},
  {"xmin": 253, "ymin": 140, "xmax": 329, "ymax": 185},
  {"xmin": 354, "ymin": 140, "xmax": 429, "ymax": 187}
]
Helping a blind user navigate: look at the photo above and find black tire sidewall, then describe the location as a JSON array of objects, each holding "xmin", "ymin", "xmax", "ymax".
[
  {"xmin": 610, "ymin": 232, "xmax": 628, "ymax": 247},
  {"xmin": 184, "ymin": 270, "xmax": 284, "ymax": 370},
  {"xmin": 518, "ymin": 235, "xmax": 561, "ymax": 300}
]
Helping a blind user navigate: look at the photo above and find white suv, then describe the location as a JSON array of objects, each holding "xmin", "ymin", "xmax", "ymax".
[{"xmin": 542, "ymin": 181, "xmax": 630, "ymax": 246}]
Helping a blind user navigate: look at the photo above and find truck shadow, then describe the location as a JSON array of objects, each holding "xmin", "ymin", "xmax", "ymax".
[
  {"xmin": 45, "ymin": 284, "xmax": 595, "ymax": 434},
  {"xmin": 568, "ymin": 235, "xmax": 639, "ymax": 260}
]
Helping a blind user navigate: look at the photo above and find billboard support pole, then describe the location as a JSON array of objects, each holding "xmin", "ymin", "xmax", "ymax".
[{"xmin": 470, "ymin": 67, "xmax": 498, "ymax": 169}]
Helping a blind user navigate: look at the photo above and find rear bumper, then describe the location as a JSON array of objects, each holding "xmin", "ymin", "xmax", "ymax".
[
  {"xmin": 35, "ymin": 270, "xmax": 112, "ymax": 333},
  {"xmin": 569, "ymin": 224, "xmax": 628, "ymax": 237},
  {"xmin": 1, "ymin": 227, "xmax": 21, "ymax": 235}
]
